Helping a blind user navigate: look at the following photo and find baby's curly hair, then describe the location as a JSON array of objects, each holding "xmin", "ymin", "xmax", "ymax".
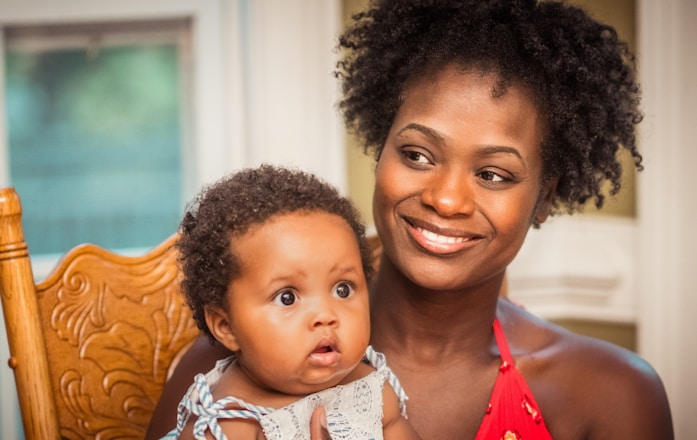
[
  {"xmin": 177, "ymin": 164, "xmax": 373, "ymax": 342},
  {"xmin": 337, "ymin": 0, "xmax": 643, "ymax": 214}
]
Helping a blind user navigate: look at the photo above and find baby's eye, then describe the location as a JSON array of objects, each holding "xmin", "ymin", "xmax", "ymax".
[
  {"xmin": 273, "ymin": 290, "xmax": 297, "ymax": 306},
  {"xmin": 333, "ymin": 282, "xmax": 354, "ymax": 299}
]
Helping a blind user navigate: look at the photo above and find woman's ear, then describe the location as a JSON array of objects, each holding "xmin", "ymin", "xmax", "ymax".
[
  {"xmin": 205, "ymin": 306, "xmax": 240, "ymax": 352},
  {"xmin": 533, "ymin": 176, "xmax": 558, "ymax": 226}
]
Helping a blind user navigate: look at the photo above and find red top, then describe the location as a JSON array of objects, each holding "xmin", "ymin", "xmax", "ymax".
[{"xmin": 474, "ymin": 319, "xmax": 553, "ymax": 440}]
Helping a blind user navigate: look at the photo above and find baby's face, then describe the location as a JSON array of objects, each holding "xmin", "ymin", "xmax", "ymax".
[{"xmin": 222, "ymin": 211, "xmax": 370, "ymax": 395}]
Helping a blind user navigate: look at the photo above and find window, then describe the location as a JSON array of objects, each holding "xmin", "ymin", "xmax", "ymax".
[{"xmin": 4, "ymin": 19, "xmax": 191, "ymax": 273}]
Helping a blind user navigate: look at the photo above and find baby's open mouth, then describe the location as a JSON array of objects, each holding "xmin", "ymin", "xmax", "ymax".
[{"xmin": 309, "ymin": 340, "xmax": 340, "ymax": 367}]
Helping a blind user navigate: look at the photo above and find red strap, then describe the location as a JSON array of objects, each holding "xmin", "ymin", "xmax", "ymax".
[
  {"xmin": 492, "ymin": 318, "xmax": 514, "ymax": 364},
  {"xmin": 474, "ymin": 319, "xmax": 553, "ymax": 440}
]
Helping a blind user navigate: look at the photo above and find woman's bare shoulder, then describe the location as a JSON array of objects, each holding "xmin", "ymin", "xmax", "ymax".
[
  {"xmin": 499, "ymin": 298, "xmax": 661, "ymax": 380},
  {"xmin": 499, "ymin": 299, "xmax": 674, "ymax": 438}
]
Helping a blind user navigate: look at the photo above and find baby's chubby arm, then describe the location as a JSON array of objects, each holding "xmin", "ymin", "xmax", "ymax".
[{"xmin": 381, "ymin": 383, "xmax": 421, "ymax": 440}]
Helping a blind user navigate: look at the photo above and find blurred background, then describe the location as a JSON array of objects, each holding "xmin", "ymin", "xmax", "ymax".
[{"xmin": 0, "ymin": 0, "xmax": 693, "ymax": 438}]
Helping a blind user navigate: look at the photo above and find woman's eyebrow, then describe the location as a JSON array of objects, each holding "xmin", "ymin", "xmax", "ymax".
[
  {"xmin": 396, "ymin": 123, "xmax": 446, "ymax": 145},
  {"xmin": 477, "ymin": 145, "xmax": 523, "ymax": 160}
]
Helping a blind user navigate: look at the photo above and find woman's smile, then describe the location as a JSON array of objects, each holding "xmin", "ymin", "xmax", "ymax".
[{"xmin": 405, "ymin": 218, "xmax": 484, "ymax": 256}]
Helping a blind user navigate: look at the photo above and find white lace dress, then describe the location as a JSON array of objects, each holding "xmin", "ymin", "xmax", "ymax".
[{"xmin": 162, "ymin": 346, "xmax": 408, "ymax": 440}]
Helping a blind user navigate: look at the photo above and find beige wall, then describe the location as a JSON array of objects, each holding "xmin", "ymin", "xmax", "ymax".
[
  {"xmin": 560, "ymin": 0, "xmax": 638, "ymax": 348},
  {"xmin": 571, "ymin": 0, "xmax": 638, "ymax": 218},
  {"xmin": 342, "ymin": 0, "xmax": 376, "ymax": 226}
]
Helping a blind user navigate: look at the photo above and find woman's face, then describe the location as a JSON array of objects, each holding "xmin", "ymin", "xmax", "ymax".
[
  {"xmin": 373, "ymin": 65, "xmax": 554, "ymax": 291},
  {"xmin": 206, "ymin": 211, "xmax": 371, "ymax": 395}
]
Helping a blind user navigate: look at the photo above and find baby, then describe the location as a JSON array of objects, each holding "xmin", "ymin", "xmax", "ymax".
[{"xmin": 163, "ymin": 165, "xmax": 418, "ymax": 440}]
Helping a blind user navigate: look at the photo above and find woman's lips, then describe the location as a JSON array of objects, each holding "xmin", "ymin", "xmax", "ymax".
[
  {"xmin": 419, "ymin": 227, "xmax": 469, "ymax": 244},
  {"xmin": 408, "ymin": 221, "xmax": 481, "ymax": 255}
]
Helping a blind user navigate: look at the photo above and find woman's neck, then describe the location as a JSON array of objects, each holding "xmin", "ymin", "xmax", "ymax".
[{"xmin": 368, "ymin": 257, "xmax": 502, "ymax": 365}]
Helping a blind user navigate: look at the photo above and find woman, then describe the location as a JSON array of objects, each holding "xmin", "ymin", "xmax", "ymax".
[{"xmin": 147, "ymin": 0, "xmax": 673, "ymax": 438}]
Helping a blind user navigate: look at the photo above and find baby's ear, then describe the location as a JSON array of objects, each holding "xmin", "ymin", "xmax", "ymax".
[{"xmin": 205, "ymin": 306, "xmax": 240, "ymax": 352}]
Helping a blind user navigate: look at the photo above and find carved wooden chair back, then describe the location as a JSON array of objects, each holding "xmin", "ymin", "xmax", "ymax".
[{"xmin": 0, "ymin": 187, "xmax": 200, "ymax": 440}]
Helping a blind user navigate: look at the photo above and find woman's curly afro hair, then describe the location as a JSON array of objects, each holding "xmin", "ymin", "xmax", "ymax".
[
  {"xmin": 336, "ymin": 0, "xmax": 643, "ymax": 214},
  {"xmin": 177, "ymin": 164, "xmax": 372, "ymax": 342}
]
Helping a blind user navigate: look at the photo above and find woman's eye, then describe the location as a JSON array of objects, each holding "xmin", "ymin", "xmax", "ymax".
[
  {"xmin": 403, "ymin": 149, "xmax": 431, "ymax": 165},
  {"xmin": 480, "ymin": 170, "xmax": 507, "ymax": 182},
  {"xmin": 333, "ymin": 282, "xmax": 353, "ymax": 299},
  {"xmin": 273, "ymin": 290, "xmax": 297, "ymax": 306}
]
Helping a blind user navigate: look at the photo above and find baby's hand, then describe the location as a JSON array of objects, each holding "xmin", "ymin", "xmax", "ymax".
[{"xmin": 310, "ymin": 406, "xmax": 332, "ymax": 440}]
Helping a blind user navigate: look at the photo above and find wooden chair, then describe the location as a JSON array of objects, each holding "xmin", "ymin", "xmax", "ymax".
[{"xmin": 0, "ymin": 187, "xmax": 200, "ymax": 440}]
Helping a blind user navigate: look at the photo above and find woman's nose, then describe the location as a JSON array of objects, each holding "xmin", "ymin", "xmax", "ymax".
[{"xmin": 421, "ymin": 170, "xmax": 475, "ymax": 217}]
